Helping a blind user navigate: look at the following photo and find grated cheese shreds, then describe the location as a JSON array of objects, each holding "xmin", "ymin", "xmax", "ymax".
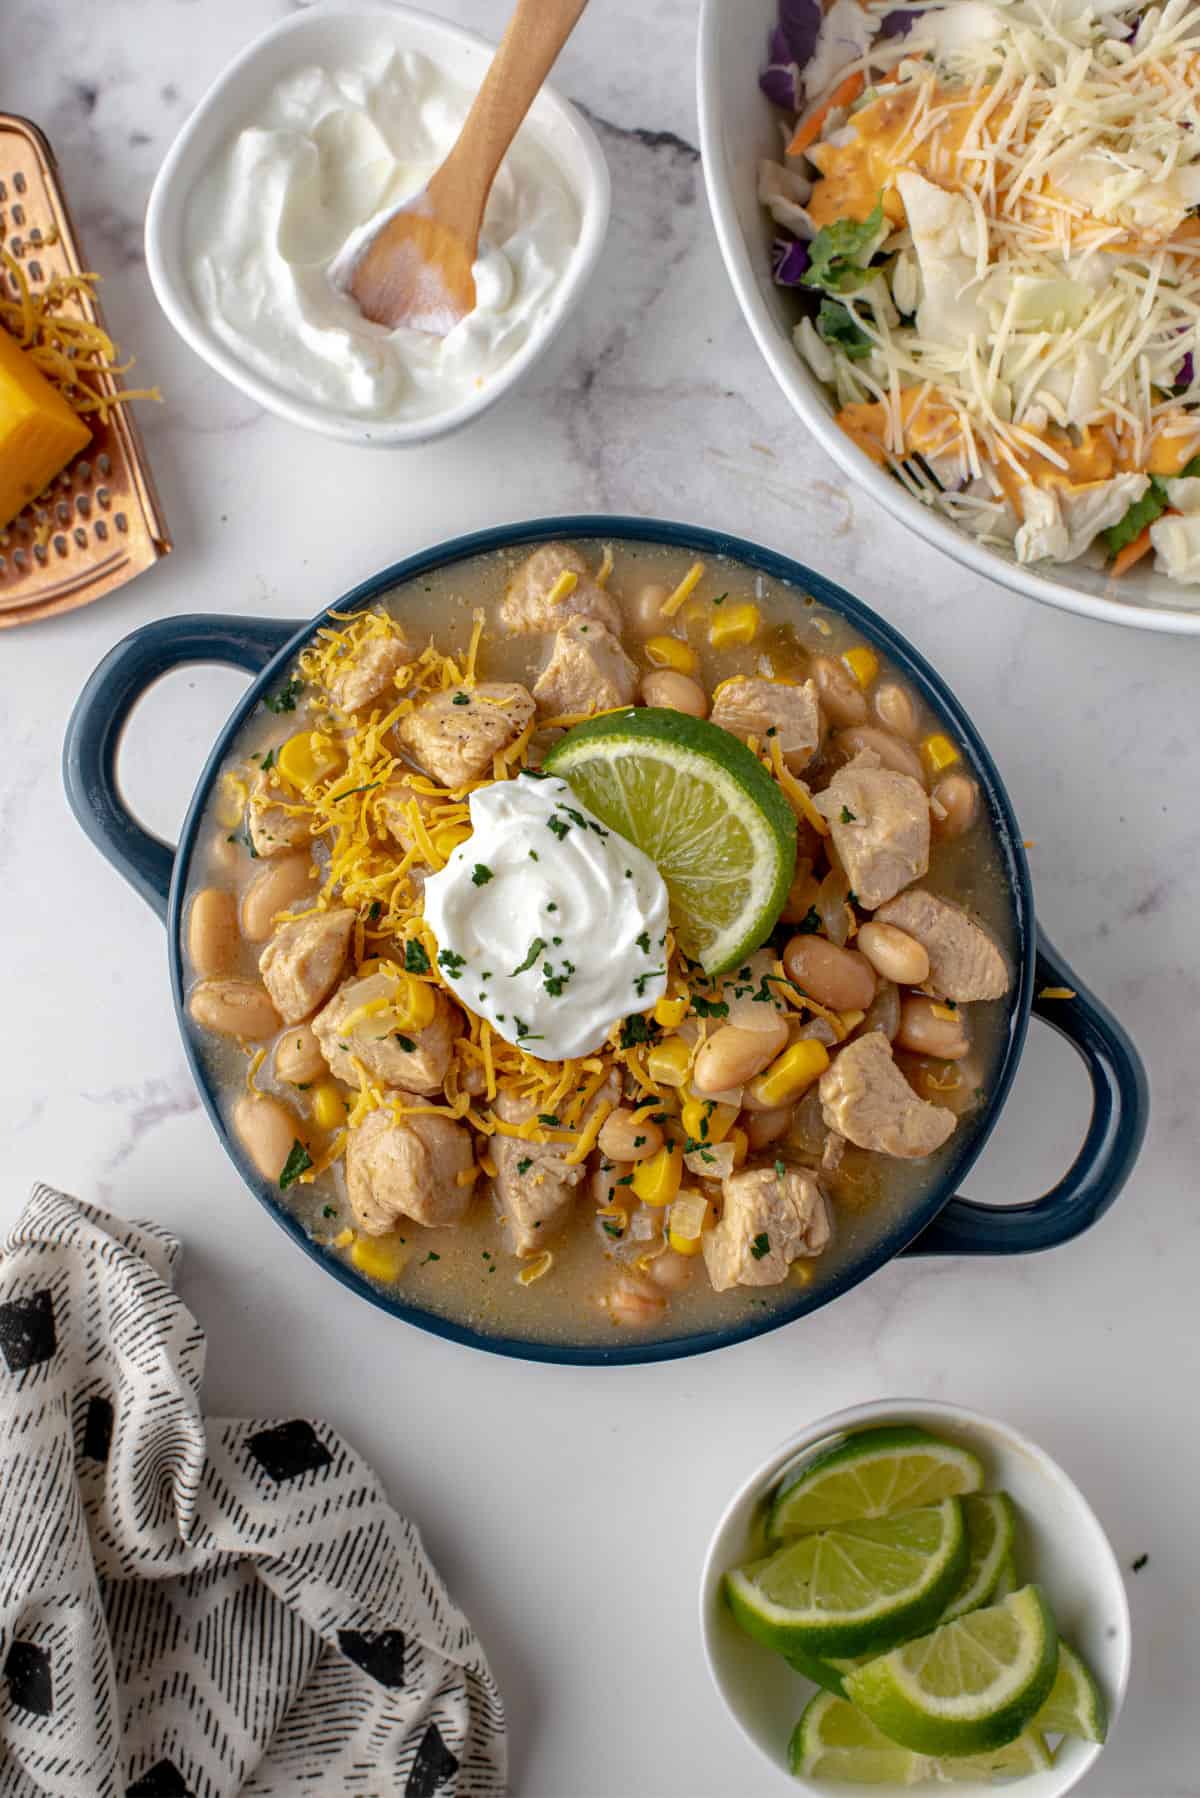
[
  {"xmin": 780, "ymin": 0, "xmax": 1200, "ymax": 569},
  {"xmin": 0, "ymin": 250, "xmax": 161, "ymax": 422}
]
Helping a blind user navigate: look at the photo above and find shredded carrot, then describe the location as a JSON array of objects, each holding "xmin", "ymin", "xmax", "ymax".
[
  {"xmin": 1110, "ymin": 523, "xmax": 1159, "ymax": 577},
  {"xmin": 788, "ymin": 71, "xmax": 866, "ymax": 156}
]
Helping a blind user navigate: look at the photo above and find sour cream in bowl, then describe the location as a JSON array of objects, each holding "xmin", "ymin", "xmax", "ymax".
[{"xmin": 145, "ymin": 2, "xmax": 610, "ymax": 446}]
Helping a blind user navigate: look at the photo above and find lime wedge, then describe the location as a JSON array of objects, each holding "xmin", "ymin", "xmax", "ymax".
[
  {"xmin": 845, "ymin": 1584, "xmax": 1060, "ymax": 1756},
  {"xmin": 726, "ymin": 1499, "xmax": 968, "ymax": 1659},
  {"xmin": 937, "ymin": 1493, "xmax": 1016, "ymax": 1623},
  {"xmin": 785, "ymin": 1646, "xmax": 868, "ymax": 1699},
  {"xmin": 544, "ymin": 708, "xmax": 796, "ymax": 974},
  {"xmin": 1034, "ymin": 1641, "xmax": 1108, "ymax": 1743},
  {"xmin": 790, "ymin": 1692, "xmax": 1053, "ymax": 1785},
  {"xmin": 790, "ymin": 1690, "xmax": 924, "ymax": 1785},
  {"xmin": 769, "ymin": 1426, "xmax": 984, "ymax": 1540},
  {"xmin": 992, "ymin": 1556, "xmax": 1017, "ymax": 1601}
]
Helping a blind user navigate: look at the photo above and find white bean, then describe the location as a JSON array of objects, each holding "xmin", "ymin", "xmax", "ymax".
[
  {"xmin": 836, "ymin": 725, "xmax": 925, "ymax": 784},
  {"xmin": 274, "ymin": 1023, "xmax": 327, "ymax": 1085},
  {"xmin": 812, "ymin": 655, "xmax": 868, "ymax": 727},
  {"xmin": 897, "ymin": 995, "xmax": 970, "ymax": 1060},
  {"xmin": 189, "ymin": 978, "xmax": 280, "ymax": 1040},
  {"xmin": 857, "ymin": 921, "xmax": 931, "ymax": 987},
  {"xmin": 874, "ymin": 681, "xmax": 920, "ymax": 740},
  {"xmin": 233, "ymin": 1093, "xmax": 305, "ymax": 1182},
  {"xmin": 240, "ymin": 853, "xmax": 316, "ymax": 943},
  {"xmin": 692, "ymin": 1018, "xmax": 789, "ymax": 1095},
  {"xmin": 598, "ymin": 1109, "xmax": 664, "ymax": 1163},
  {"xmin": 641, "ymin": 669, "xmax": 708, "ymax": 716},
  {"xmin": 187, "ymin": 888, "xmax": 239, "ymax": 977}
]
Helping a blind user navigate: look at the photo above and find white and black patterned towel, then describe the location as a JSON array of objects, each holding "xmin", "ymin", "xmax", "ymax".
[{"xmin": 0, "ymin": 1186, "xmax": 506, "ymax": 1798}]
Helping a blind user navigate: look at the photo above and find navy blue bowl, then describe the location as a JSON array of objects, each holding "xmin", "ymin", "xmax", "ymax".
[{"xmin": 63, "ymin": 517, "xmax": 1148, "ymax": 1364}]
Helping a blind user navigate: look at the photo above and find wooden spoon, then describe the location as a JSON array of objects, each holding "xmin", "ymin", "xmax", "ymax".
[{"xmin": 347, "ymin": 0, "xmax": 590, "ymax": 334}]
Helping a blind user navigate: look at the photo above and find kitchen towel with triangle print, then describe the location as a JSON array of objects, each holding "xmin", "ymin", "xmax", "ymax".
[{"xmin": 0, "ymin": 1186, "xmax": 506, "ymax": 1798}]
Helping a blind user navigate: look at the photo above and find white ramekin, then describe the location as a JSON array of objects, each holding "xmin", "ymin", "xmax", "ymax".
[
  {"xmin": 700, "ymin": 1397, "xmax": 1132, "ymax": 1797},
  {"xmin": 145, "ymin": 0, "xmax": 610, "ymax": 448}
]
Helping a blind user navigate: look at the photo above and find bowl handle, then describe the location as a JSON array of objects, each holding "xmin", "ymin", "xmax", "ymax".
[
  {"xmin": 904, "ymin": 930, "xmax": 1148, "ymax": 1256},
  {"xmin": 63, "ymin": 614, "xmax": 301, "ymax": 922}
]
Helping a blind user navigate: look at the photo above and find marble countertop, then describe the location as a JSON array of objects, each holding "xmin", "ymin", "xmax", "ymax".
[{"xmin": 3, "ymin": 2, "xmax": 1196, "ymax": 1792}]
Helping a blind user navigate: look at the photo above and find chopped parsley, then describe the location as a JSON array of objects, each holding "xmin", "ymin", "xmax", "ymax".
[
  {"xmin": 321, "ymin": 1203, "xmax": 337, "ymax": 1218},
  {"xmin": 547, "ymin": 816, "xmax": 570, "ymax": 840},
  {"xmin": 421, "ymin": 1251, "xmax": 441, "ymax": 1265},
  {"xmin": 692, "ymin": 995, "xmax": 729, "ymax": 1018},
  {"xmin": 260, "ymin": 747, "xmax": 276, "ymax": 771},
  {"xmin": 633, "ymin": 968, "xmax": 666, "ymax": 997},
  {"xmin": 546, "ymin": 902, "xmax": 558, "ymax": 912},
  {"xmin": 797, "ymin": 906, "xmax": 821, "ymax": 935},
  {"xmin": 451, "ymin": 691, "xmax": 470, "ymax": 706},
  {"xmin": 437, "ymin": 948, "xmax": 466, "ymax": 978},
  {"xmin": 601, "ymin": 1219, "xmax": 623, "ymax": 1238},
  {"xmin": 404, "ymin": 940, "xmax": 430, "ymax": 975},
  {"xmin": 278, "ymin": 1140, "xmax": 313, "ymax": 1190},
  {"xmin": 514, "ymin": 1018, "xmax": 543, "ymax": 1040},
  {"xmin": 712, "ymin": 592, "xmax": 728, "ymax": 606},
  {"xmin": 633, "ymin": 1134, "xmax": 646, "ymax": 1148},
  {"xmin": 516, "ymin": 1157, "xmax": 533, "ymax": 1176},
  {"xmin": 775, "ymin": 1158, "xmax": 787, "ymax": 1178},
  {"xmin": 636, "ymin": 931, "xmax": 651, "ymax": 954},
  {"xmin": 840, "ymin": 805, "xmax": 857, "ymax": 823},
  {"xmin": 226, "ymin": 825, "xmax": 259, "ymax": 860},
  {"xmin": 750, "ymin": 1232, "xmax": 771, "ymax": 1261},
  {"xmin": 615, "ymin": 1173, "xmax": 634, "ymax": 1187},
  {"xmin": 537, "ymin": 1113, "xmax": 560, "ymax": 1127},
  {"xmin": 264, "ymin": 676, "xmax": 304, "ymax": 714},
  {"xmin": 394, "ymin": 1034, "xmax": 416, "ymax": 1052},
  {"xmin": 471, "ymin": 863, "xmax": 494, "ymax": 886},
  {"xmin": 543, "ymin": 959, "xmax": 576, "ymax": 997},
  {"xmin": 368, "ymin": 901, "xmax": 382, "ymax": 922},
  {"xmin": 511, "ymin": 936, "xmax": 547, "ymax": 976},
  {"xmin": 619, "ymin": 1014, "xmax": 653, "ymax": 1049},
  {"xmin": 331, "ymin": 780, "xmax": 380, "ymax": 800},
  {"xmin": 528, "ymin": 849, "xmax": 539, "ymax": 862}
]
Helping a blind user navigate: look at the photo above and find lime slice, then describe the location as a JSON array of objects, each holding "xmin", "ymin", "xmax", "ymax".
[
  {"xmin": 726, "ymin": 1499, "xmax": 968, "ymax": 1659},
  {"xmin": 790, "ymin": 1693, "xmax": 1052, "ymax": 1785},
  {"xmin": 845, "ymin": 1584, "xmax": 1060, "ymax": 1756},
  {"xmin": 790, "ymin": 1690, "xmax": 924, "ymax": 1785},
  {"xmin": 785, "ymin": 1647, "xmax": 867, "ymax": 1699},
  {"xmin": 937, "ymin": 1493, "xmax": 1016, "ymax": 1623},
  {"xmin": 992, "ymin": 1556, "xmax": 1017, "ymax": 1601},
  {"xmin": 769, "ymin": 1426, "xmax": 984, "ymax": 1540},
  {"xmin": 1034, "ymin": 1641, "xmax": 1108, "ymax": 1743},
  {"xmin": 544, "ymin": 708, "xmax": 796, "ymax": 974}
]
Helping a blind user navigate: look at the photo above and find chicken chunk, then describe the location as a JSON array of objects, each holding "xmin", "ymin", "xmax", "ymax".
[
  {"xmin": 328, "ymin": 631, "xmax": 411, "ymax": 715},
  {"xmin": 346, "ymin": 1101, "xmax": 475, "ymax": 1233},
  {"xmin": 312, "ymin": 970, "xmax": 458, "ymax": 1096},
  {"xmin": 490, "ymin": 1086, "xmax": 616, "ymax": 1255},
  {"xmin": 247, "ymin": 769, "xmax": 311, "ymax": 858},
  {"xmin": 710, "ymin": 677, "xmax": 821, "ymax": 771},
  {"xmin": 815, "ymin": 752, "xmax": 930, "ymax": 910},
  {"xmin": 259, "ymin": 907, "xmax": 355, "ymax": 1025},
  {"xmin": 818, "ymin": 1031, "xmax": 955, "ymax": 1159},
  {"xmin": 397, "ymin": 683, "xmax": 535, "ymax": 788},
  {"xmin": 532, "ymin": 617, "xmax": 638, "ymax": 717},
  {"xmin": 875, "ymin": 890, "xmax": 1011, "ymax": 1002},
  {"xmin": 703, "ymin": 1164, "xmax": 831, "ymax": 1292},
  {"xmin": 500, "ymin": 543, "xmax": 621, "ymax": 636}
]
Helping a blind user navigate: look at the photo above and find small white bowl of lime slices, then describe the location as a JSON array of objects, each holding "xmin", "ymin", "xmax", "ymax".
[{"xmin": 700, "ymin": 1399, "xmax": 1130, "ymax": 1797}]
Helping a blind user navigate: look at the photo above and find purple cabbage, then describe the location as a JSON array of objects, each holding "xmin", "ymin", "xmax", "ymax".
[
  {"xmin": 1177, "ymin": 351, "xmax": 1194, "ymax": 390},
  {"xmin": 772, "ymin": 236, "xmax": 811, "ymax": 285},
  {"xmin": 760, "ymin": 0, "xmax": 822, "ymax": 110},
  {"xmin": 879, "ymin": 9, "xmax": 917, "ymax": 37}
]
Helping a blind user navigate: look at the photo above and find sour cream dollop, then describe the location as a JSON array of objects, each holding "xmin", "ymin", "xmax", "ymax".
[
  {"xmin": 185, "ymin": 46, "xmax": 581, "ymax": 419},
  {"xmin": 422, "ymin": 774, "xmax": 669, "ymax": 1062}
]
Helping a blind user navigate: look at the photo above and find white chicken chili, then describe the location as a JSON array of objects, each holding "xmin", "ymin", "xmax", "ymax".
[
  {"xmin": 183, "ymin": 538, "xmax": 1015, "ymax": 1347},
  {"xmin": 422, "ymin": 774, "xmax": 669, "ymax": 1061}
]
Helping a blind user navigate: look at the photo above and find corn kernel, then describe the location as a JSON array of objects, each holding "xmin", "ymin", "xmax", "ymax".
[
  {"xmin": 931, "ymin": 1002, "xmax": 960, "ymax": 1022},
  {"xmin": 747, "ymin": 1039, "xmax": 831, "ymax": 1109},
  {"xmin": 668, "ymin": 1189, "xmax": 715, "ymax": 1256},
  {"xmin": 654, "ymin": 995, "xmax": 689, "ymax": 1030},
  {"xmin": 277, "ymin": 731, "xmax": 344, "ymax": 791},
  {"xmin": 681, "ymin": 1095, "xmax": 738, "ymax": 1146},
  {"xmin": 646, "ymin": 1037, "xmax": 693, "ymax": 1088},
  {"xmin": 921, "ymin": 732, "xmax": 961, "ymax": 777},
  {"xmin": 645, "ymin": 635, "xmax": 699, "ymax": 675},
  {"xmin": 790, "ymin": 1260, "xmax": 814, "ymax": 1288},
  {"xmin": 431, "ymin": 823, "xmax": 471, "ymax": 860},
  {"xmin": 708, "ymin": 603, "xmax": 760, "ymax": 649},
  {"xmin": 311, "ymin": 1080, "xmax": 348, "ymax": 1131},
  {"xmin": 632, "ymin": 1142, "xmax": 683, "ymax": 1207},
  {"xmin": 837, "ymin": 1009, "xmax": 866, "ymax": 1036},
  {"xmin": 350, "ymin": 1230, "xmax": 411, "ymax": 1283},
  {"xmin": 728, "ymin": 1126, "xmax": 749, "ymax": 1168},
  {"xmin": 391, "ymin": 974, "xmax": 437, "ymax": 1032},
  {"xmin": 841, "ymin": 645, "xmax": 880, "ymax": 689}
]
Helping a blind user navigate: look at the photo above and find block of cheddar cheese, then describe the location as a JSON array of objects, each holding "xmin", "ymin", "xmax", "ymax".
[{"xmin": 0, "ymin": 328, "xmax": 91, "ymax": 531}]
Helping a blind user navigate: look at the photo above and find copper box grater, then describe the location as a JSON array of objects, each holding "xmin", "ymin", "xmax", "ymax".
[{"xmin": 0, "ymin": 113, "xmax": 170, "ymax": 630}]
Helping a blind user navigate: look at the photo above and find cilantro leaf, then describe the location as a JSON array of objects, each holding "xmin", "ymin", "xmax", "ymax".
[
  {"xmin": 801, "ymin": 202, "xmax": 885, "ymax": 295},
  {"xmin": 511, "ymin": 936, "xmax": 547, "ymax": 976},
  {"xmin": 404, "ymin": 940, "xmax": 430, "ymax": 975},
  {"xmin": 263, "ymin": 676, "xmax": 304, "ymax": 715},
  {"xmin": 278, "ymin": 1140, "xmax": 312, "ymax": 1190},
  {"xmin": 749, "ymin": 1232, "xmax": 771, "ymax": 1261}
]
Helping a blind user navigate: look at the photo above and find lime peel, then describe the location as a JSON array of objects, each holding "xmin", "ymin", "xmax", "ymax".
[{"xmin": 769, "ymin": 1424, "xmax": 985, "ymax": 1540}]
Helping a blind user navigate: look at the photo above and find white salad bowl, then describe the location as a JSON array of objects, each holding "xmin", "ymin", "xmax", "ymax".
[
  {"xmin": 145, "ymin": 0, "xmax": 610, "ymax": 448},
  {"xmin": 696, "ymin": 0, "xmax": 1200, "ymax": 635},
  {"xmin": 700, "ymin": 1398, "xmax": 1132, "ymax": 1797}
]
